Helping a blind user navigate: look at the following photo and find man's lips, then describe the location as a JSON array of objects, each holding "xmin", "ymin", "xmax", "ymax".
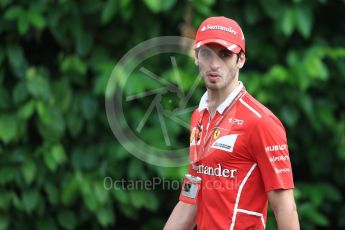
[{"xmin": 206, "ymin": 72, "xmax": 221, "ymax": 81}]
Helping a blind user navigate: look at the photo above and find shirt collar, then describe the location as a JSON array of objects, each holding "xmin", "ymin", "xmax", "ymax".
[{"xmin": 198, "ymin": 81, "xmax": 244, "ymax": 114}]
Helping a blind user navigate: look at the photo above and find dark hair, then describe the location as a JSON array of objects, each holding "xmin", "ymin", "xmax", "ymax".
[
  {"xmin": 195, "ymin": 48, "xmax": 200, "ymax": 58},
  {"xmin": 236, "ymin": 51, "xmax": 244, "ymax": 63},
  {"xmin": 195, "ymin": 47, "xmax": 244, "ymax": 62}
]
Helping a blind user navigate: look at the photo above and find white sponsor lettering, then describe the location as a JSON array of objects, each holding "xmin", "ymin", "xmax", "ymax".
[
  {"xmin": 229, "ymin": 117, "xmax": 244, "ymax": 125},
  {"xmin": 201, "ymin": 24, "xmax": 237, "ymax": 35},
  {"xmin": 269, "ymin": 155, "xmax": 290, "ymax": 162},
  {"xmin": 275, "ymin": 168, "xmax": 290, "ymax": 174},
  {"xmin": 265, "ymin": 144, "xmax": 287, "ymax": 153},
  {"xmin": 192, "ymin": 163, "xmax": 237, "ymax": 178},
  {"xmin": 211, "ymin": 134, "xmax": 239, "ymax": 153}
]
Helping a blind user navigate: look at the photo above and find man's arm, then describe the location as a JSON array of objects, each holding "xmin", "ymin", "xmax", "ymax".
[
  {"xmin": 164, "ymin": 201, "xmax": 197, "ymax": 230},
  {"xmin": 268, "ymin": 189, "xmax": 300, "ymax": 230}
]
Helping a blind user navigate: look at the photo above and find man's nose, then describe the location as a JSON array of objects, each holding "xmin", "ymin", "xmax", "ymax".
[{"xmin": 209, "ymin": 55, "xmax": 221, "ymax": 70}]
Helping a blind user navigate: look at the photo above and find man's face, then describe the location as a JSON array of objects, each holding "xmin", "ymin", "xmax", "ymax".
[{"xmin": 195, "ymin": 43, "xmax": 244, "ymax": 91}]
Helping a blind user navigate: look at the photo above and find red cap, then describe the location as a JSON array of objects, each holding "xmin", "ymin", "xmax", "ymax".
[{"xmin": 194, "ymin": 16, "xmax": 245, "ymax": 54}]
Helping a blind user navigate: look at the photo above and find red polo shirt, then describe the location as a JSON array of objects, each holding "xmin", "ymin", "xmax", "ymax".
[{"xmin": 179, "ymin": 82, "xmax": 294, "ymax": 229}]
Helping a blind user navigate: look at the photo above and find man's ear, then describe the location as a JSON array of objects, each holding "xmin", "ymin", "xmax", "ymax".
[
  {"xmin": 194, "ymin": 51, "xmax": 199, "ymax": 66},
  {"xmin": 238, "ymin": 52, "xmax": 246, "ymax": 69}
]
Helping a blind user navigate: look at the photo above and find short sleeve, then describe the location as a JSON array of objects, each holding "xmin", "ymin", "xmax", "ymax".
[
  {"xmin": 179, "ymin": 164, "xmax": 199, "ymax": 204},
  {"xmin": 179, "ymin": 109, "xmax": 200, "ymax": 204},
  {"xmin": 249, "ymin": 115, "xmax": 294, "ymax": 192}
]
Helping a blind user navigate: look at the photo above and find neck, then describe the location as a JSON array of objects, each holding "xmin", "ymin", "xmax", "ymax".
[{"xmin": 207, "ymin": 79, "xmax": 239, "ymax": 117}]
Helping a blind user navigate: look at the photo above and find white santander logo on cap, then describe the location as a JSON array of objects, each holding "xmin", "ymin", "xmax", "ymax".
[{"xmin": 201, "ymin": 24, "xmax": 237, "ymax": 35}]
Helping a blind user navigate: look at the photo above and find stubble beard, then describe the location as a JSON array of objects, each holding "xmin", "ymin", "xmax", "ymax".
[{"xmin": 203, "ymin": 70, "xmax": 236, "ymax": 93}]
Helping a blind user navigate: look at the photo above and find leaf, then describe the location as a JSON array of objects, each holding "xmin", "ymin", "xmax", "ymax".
[
  {"xmin": 143, "ymin": 0, "xmax": 176, "ymax": 13},
  {"xmin": 10, "ymin": 147, "xmax": 28, "ymax": 164},
  {"xmin": 22, "ymin": 160, "xmax": 36, "ymax": 185},
  {"xmin": 244, "ymin": 2, "xmax": 261, "ymax": 25},
  {"xmin": 18, "ymin": 13, "xmax": 29, "ymax": 34},
  {"xmin": 13, "ymin": 81, "xmax": 29, "ymax": 104},
  {"xmin": 128, "ymin": 190, "xmax": 144, "ymax": 208},
  {"xmin": 66, "ymin": 113, "xmax": 83, "ymax": 137},
  {"xmin": 51, "ymin": 79, "xmax": 72, "ymax": 112},
  {"xmin": 6, "ymin": 44, "xmax": 28, "ymax": 78},
  {"xmin": 26, "ymin": 67, "xmax": 51, "ymax": 100},
  {"xmin": 82, "ymin": 188, "xmax": 99, "ymax": 212},
  {"xmin": 286, "ymin": 50, "xmax": 299, "ymax": 67},
  {"xmin": 94, "ymin": 70, "xmax": 111, "ymax": 96},
  {"xmin": 281, "ymin": 7, "xmax": 296, "ymax": 36},
  {"xmin": 17, "ymin": 100, "xmax": 36, "ymax": 120},
  {"xmin": 60, "ymin": 56, "xmax": 87, "ymax": 75},
  {"xmin": 80, "ymin": 0, "xmax": 103, "ymax": 13},
  {"xmin": 192, "ymin": 1, "xmax": 212, "ymax": 16},
  {"xmin": 44, "ymin": 151, "xmax": 57, "ymax": 172},
  {"xmin": 94, "ymin": 182, "xmax": 109, "ymax": 204},
  {"xmin": 57, "ymin": 210, "xmax": 77, "ymax": 230},
  {"xmin": 259, "ymin": 0, "xmax": 282, "ymax": 19},
  {"xmin": 105, "ymin": 64, "xmax": 126, "ymax": 99},
  {"xmin": 12, "ymin": 192, "xmax": 22, "ymax": 210},
  {"xmin": 119, "ymin": 0, "xmax": 133, "ymax": 21},
  {"xmin": 129, "ymin": 190, "xmax": 158, "ymax": 211},
  {"xmin": 128, "ymin": 159, "xmax": 145, "ymax": 179},
  {"xmin": 321, "ymin": 183, "xmax": 342, "ymax": 202},
  {"xmin": 0, "ymin": 214, "xmax": 9, "ymax": 230},
  {"xmin": 22, "ymin": 189, "xmax": 40, "ymax": 213},
  {"xmin": 267, "ymin": 65, "xmax": 288, "ymax": 82},
  {"xmin": 142, "ymin": 192, "xmax": 158, "ymax": 211},
  {"xmin": 101, "ymin": 0, "xmax": 117, "ymax": 24},
  {"xmin": 81, "ymin": 95, "xmax": 98, "ymax": 120},
  {"xmin": 0, "ymin": 167, "xmax": 17, "ymax": 185},
  {"xmin": 96, "ymin": 206, "xmax": 115, "ymax": 226},
  {"xmin": 299, "ymin": 203, "xmax": 330, "ymax": 226},
  {"xmin": 280, "ymin": 106, "xmax": 299, "ymax": 127},
  {"xmin": 52, "ymin": 144, "xmax": 67, "ymax": 163},
  {"xmin": 199, "ymin": 0, "xmax": 215, "ymax": 6},
  {"xmin": 76, "ymin": 30, "xmax": 94, "ymax": 57},
  {"xmin": 296, "ymin": 5, "xmax": 313, "ymax": 38},
  {"xmin": 112, "ymin": 189, "xmax": 129, "ymax": 204},
  {"xmin": 36, "ymin": 217, "xmax": 57, "ymax": 230},
  {"xmin": 0, "ymin": 48, "xmax": 4, "ymax": 65},
  {"xmin": 44, "ymin": 144, "xmax": 67, "ymax": 172},
  {"xmin": 36, "ymin": 101, "xmax": 65, "ymax": 141},
  {"xmin": 0, "ymin": 192, "xmax": 12, "ymax": 210},
  {"xmin": 119, "ymin": 0, "xmax": 131, "ymax": 10},
  {"xmin": 0, "ymin": 87, "xmax": 10, "ymax": 109},
  {"xmin": 4, "ymin": 6, "xmax": 24, "ymax": 20},
  {"xmin": 0, "ymin": 114, "xmax": 18, "ymax": 144},
  {"xmin": 304, "ymin": 54, "xmax": 329, "ymax": 80},
  {"xmin": 61, "ymin": 173, "xmax": 79, "ymax": 205},
  {"xmin": 299, "ymin": 95, "xmax": 314, "ymax": 119},
  {"xmin": 45, "ymin": 183, "xmax": 59, "ymax": 205},
  {"xmin": 27, "ymin": 7, "xmax": 46, "ymax": 29}
]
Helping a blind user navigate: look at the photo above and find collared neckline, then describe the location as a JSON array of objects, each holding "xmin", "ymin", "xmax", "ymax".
[{"xmin": 198, "ymin": 81, "xmax": 244, "ymax": 114}]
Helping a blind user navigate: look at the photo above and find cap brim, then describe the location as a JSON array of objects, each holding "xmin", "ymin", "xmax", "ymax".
[{"xmin": 193, "ymin": 38, "xmax": 242, "ymax": 53}]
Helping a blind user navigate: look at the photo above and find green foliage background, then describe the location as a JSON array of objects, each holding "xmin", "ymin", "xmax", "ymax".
[{"xmin": 1, "ymin": 0, "xmax": 345, "ymax": 229}]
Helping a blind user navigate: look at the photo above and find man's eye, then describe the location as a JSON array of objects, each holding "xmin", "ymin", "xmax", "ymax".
[
  {"xmin": 200, "ymin": 49, "xmax": 211, "ymax": 57},
  {"xmin": 219, "ymin": 52, "xmax": 232, "ymax": 59}
]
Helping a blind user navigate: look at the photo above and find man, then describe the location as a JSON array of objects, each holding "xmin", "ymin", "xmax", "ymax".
[{"xmin": 164, "ymin": 16, "xmax": 299, "ymax": 229}]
